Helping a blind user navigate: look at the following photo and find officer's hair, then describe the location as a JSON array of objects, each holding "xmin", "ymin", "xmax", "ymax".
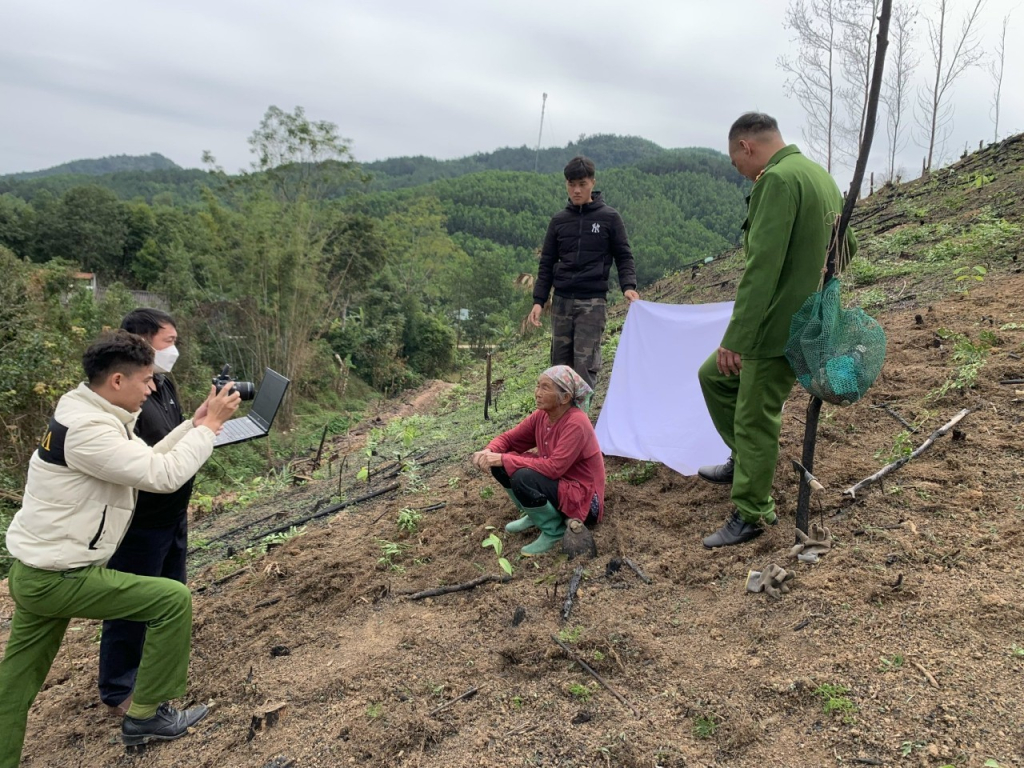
[
  {"xmin": 82, "ymin": 331, "xmax": 154, "ymax": 385},
  {"xmin": 121, "ymin": 307, "xmax": 176, "ymax": 339},
  {"xmin": 564, "ymin": 155, "xmax": 596, "ymax": 181},
  {"xmin": 728, "ymin": 112, "xmax": 781, "ymax": 142}
]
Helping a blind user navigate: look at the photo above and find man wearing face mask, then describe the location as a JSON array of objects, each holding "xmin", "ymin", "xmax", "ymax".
[{"xmin": 97, "ymin": 308, "xmax": 191, "ymax": 716}]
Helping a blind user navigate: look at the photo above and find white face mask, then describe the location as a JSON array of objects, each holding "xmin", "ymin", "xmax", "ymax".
[{"xmin": 153, "ymin": 344, "xmax": 180, "ymax": 374}]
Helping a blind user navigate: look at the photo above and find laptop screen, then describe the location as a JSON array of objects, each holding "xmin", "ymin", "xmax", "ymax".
[{"xmin": 249, "ymin": 369, "xmax": 290, "ymax": 430}]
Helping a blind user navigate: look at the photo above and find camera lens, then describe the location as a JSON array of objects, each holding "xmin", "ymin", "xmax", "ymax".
[{"xmin": 233, "ymin": 382, "xmax": 256, "ymax": 401}]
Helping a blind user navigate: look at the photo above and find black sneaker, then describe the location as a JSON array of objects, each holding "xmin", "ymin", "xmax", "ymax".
[
  {"xmin": 121, "ymin": 703, "xmax": 209, "ymax": 746},
  {"xmin": 702, "ymin": 510, "xmax": 766, "ymax": 548},
  {"xmin": 697, "ymin": 457, "xmax": 734, "ymax": 485}
]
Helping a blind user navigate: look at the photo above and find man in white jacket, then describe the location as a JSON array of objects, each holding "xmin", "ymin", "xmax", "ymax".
[{"xmin": 0, "ymin": 331, "xmax": 240, "ymax": 766}]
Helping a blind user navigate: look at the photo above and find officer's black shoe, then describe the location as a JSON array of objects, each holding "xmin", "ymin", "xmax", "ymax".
[
  {"xmin": 121, "ymin": 703, "xmax": 209, "ymax": 746},
  {"xmin": 702, "ymin": 510, "xmax": 767, "ymax": 549},
  {"xmin": 697, "ymin": 457, "xmax": 734, "ymax": 485}
]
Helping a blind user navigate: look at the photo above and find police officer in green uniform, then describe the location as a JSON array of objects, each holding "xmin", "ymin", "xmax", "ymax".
[{"xmin": 698, "ymin": 112, "xmax": 856, "ymax": 548}]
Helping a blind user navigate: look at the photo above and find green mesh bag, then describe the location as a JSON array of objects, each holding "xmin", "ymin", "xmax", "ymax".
[{"xmin": 785, "ymin": 278, "xmax": 886, "ymax": 406}]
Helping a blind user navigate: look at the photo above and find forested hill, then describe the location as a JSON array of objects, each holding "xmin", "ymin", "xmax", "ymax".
[
  {"xmin": 3, "ymin": 152, "xmax": 181, "ymax": 180},
  {"xmin": 359, "ymin": 134, "xmax": 739, "ymax": 191},
  {"xmin": 343, "ymin": 162, "xmax": 747, "ymax": 288},
  {"xmin": 0, "ymin": 120, "xmax": 748, "ymax": 409}
]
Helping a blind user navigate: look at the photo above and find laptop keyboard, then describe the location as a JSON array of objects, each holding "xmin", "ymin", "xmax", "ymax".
[{"xmin": 218, "ymin": 418, "xmax": 263, "ymax": 441}]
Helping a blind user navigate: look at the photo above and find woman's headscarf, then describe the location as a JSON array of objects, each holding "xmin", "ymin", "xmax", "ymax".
[{"xmin": 542, "ymin": 365, "xmax": 593, "ymax": 408}]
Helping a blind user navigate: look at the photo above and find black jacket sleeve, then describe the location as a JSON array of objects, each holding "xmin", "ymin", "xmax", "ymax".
[
  {"xmin": 610, "ymin": 211, "xmax": 636, "ymax": 292},
  {"xmin": 533, "ymin": 218, "xmax": 559, "ymax": 306}
]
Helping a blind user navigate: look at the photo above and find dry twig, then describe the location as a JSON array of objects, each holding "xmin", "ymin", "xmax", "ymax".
[
  {"xmin": 844, "ymin": 409, "xmax": 969, "ymax": 498},
  {"xmin": 912, "ymin": 660, "xmax": 939, "ymax": 688},
  {"xmin": 407, "ymin": 574, "xmax": 510, "ymax": 600},
  {"xmin": 428, "ymin": 686, "xmax": 478, "ymax": 716},
  {"xmin": 561, "ymin": 565, "xmax": 585, "ymax": 622},
  {"xmin": 551, "ymin": 634, "xmax": 640, "ymax": 718}
]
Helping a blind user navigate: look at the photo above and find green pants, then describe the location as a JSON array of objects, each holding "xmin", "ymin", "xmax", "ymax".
[
  {"xmin": 698, "ymin": 353, "xmax": 795, "ymax": 524},
  {"xmin": 0, "ymin": 560, "xmax": 193, "ymax": 768}
]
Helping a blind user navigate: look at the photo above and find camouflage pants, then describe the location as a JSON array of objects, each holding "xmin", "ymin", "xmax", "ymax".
[{"xmin": 549, "ymin": 296, "xmax": 607, "ymax": 388}]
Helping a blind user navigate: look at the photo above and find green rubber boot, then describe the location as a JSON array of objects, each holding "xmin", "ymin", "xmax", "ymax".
[
  {"xmin": 520, "ymin": 501, "xmax": 566, "ymax": 557},
  {"xmin": 503, "ymin": 489, "xmax": 536, "ymax": 533}
]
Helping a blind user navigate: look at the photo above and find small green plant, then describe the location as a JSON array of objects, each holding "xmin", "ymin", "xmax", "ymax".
[
  {"xmin": 814, "ymin": 683, "xmax": 857, "ymax": 719},
  {"xmin": 693, "ymin": 713, "xmax": 718, "ymax": 739},
  {"xmin": 568, "ymin": 683, "xmax": 591, "ymax": 702},
  {"xmin": 376, "ymin": 539, "xmax": 408, "ymax": 572},
  {"xmin": 479, "ymin": 485, "xmax": 494, "ymax": 500},
  {"xmin": 447, "ymin": 476, "xmax": 460, "ymax": 488},
  {"xmin": 356, "ymin": 428, "xmax": 383, "ymax": 482},
  {"xmin": 557, "ymin": 625, "xmax": 584, "ymax": 644},
  {"xmin": 481, "ymin": 531, "xmax": 513, "ymax": 575},
  {"xmin": 610, "ymin": 460, "xmax": 659, "ymax": 485},
  {"xmin": 625, "ymin": 461, "xmax": 658, "ymax": 485},
  {"xmin": 964, "ymin": 171, "xmax": 994, "ymax": 189},
  {"xmin": 875, "ymin": 430, "xmax": 915, "ymax": 464},
  {"xmin": 592, "ymin": 650, "xmax": 605, "ymax": 661},
  {"xmin": 984, "ymin": 761, "xmax": 1006, "ymax": 768},
  {"xmin": 400, "ymin": 424, "xmax": 418, "ymax": 452},
  {"xmin": 929, "ymin": 332, "xmax": 991, "ymax": 399},
  {"xmin": 366, "ymin": 702, "xmax": 383, "ymax": 719},
  {"xmin": 878, "ymin": 654, "xmax": 904, "ymax": 672},
  {"xmin": 1011, "ymin": 644, "xmax": 1024, "ymax": 658},
  {"xmin": 511, "ymin": 695, "xmax": 524, "ymax": 710},
  {"xmin": 397, "ymin": 508, "xmax": 422, "ymax": 534},
  {"xmin": 954, "ymin": 264, "xmax": 987, "ymax": 288},
  {"xmin": 260, "ymin": 525, "xmax": 306, "ymax": 552},
  {"xmin": 901, "ymin": 740, "xmax": 925, "ymax": 757}
]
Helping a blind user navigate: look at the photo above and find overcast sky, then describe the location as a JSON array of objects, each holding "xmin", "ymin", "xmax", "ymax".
[{"xmin": 1, "ymin": 0, "xmax": 1021, "ymax": 182}]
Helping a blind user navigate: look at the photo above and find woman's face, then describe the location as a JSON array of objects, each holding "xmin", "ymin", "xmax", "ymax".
[{"xmin": 535, "ymin": 375, "xmax": 568, "ymax": 412}]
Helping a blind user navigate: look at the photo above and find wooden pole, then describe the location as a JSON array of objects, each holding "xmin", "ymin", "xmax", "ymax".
[
  {"xmin": 794, "ymin": 0, "xmax": 892, "ymax": 535},
  {"xmin": 484, "ymin": 352, "xmax": 492, "ymax": 421}
]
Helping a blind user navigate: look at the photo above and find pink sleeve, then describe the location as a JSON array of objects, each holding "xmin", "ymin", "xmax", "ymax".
[
  {"xmin": 486, "ymin": 412, "xmax": 538, "ymax": 454},
  {"xmin": 501, "ymin": 418, "xmax": 586, "ymax": 479}
]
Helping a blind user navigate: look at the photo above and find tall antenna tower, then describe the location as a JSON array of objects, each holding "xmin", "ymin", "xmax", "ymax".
[{"xmin": 534, "ymin": 92, "xmax": 548, "ymax": 172}]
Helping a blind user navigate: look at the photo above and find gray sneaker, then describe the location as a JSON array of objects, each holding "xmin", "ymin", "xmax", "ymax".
[{"xmin": 122, "ymin": 702, "xmax": 209, "ymax": 746}]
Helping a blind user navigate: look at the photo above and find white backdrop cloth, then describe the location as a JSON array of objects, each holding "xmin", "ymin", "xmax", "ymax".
[{"xmin": 595, "ymin": 299, "xmax": 734, "ymax": 476}]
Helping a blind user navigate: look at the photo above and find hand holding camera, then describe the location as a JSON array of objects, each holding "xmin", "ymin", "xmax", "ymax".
[
  {"xmin": 193, "ymin": 381, "xmax": 241, "ymax": 434},
  {"xmin": 194, "ymin": 366, "xmax": 250, "ymax": 434},
  {"xmin": 211, "ymin": 365, "xmax": 255, "ymax": 401}
]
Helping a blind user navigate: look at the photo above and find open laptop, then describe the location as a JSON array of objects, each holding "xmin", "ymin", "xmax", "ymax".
[{"xmin": 213, "ymin": 368, "xmax": 290, "ymax": 448}]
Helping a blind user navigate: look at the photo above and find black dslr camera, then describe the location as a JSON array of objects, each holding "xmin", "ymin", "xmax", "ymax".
[{"xmin": 212, "ymin": 364, "xmax": 256, "ymax": 401}]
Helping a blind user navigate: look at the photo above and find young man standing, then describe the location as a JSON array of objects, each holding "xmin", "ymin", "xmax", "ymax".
[
  {"xmin": 0, "ymin": 331, "xmax": 240, "ymax": 766},
  {"xmin": 698, "ymin": 112, "xmax": 855, "ymax": 548},
  {"xmin": 98, "ymin": 308, "xmax": 190, "ymax": 716},
  {"xmin": 529, "ymin": 156, "xmax": 639, "ymax": 389}
]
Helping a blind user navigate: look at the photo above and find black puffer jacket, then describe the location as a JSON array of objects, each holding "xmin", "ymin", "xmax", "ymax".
[
  {"xmin": 132, "ymin": 374, "xmax": 194, "ymax": 527},
  {"xmin": 533, "ymin": 192, "xmax": 637, "ymax": 305}
]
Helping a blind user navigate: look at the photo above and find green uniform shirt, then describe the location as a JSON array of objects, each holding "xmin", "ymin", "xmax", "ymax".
[{"xmin": 721, "ymin": 145, "xmax": 856, "ymax": 358}]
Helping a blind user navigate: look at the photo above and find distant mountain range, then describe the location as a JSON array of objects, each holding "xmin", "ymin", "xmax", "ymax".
[
  {"xmin": 3, "ymin": 153, "xmax": 182, "ymax": 180},
  {"xmin": 0, "ymin": 137, "xmax": 745, "ymax": 220}
]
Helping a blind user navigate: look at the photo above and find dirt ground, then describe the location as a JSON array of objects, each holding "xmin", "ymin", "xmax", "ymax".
[
  {"xmin": 3, "ymin": 271, "xmax": 1022, "ymax": 768},
  {"xmin": 3, "ymin": 144, "xmax": 1024, "ymax": 767}
]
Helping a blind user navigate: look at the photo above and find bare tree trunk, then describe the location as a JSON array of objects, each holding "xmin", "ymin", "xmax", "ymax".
[
  {"xmin": 779, "ymin": 0, "xmax": 842, "ymax": 172},
  {"xmin": 989, "ymin": 13, "xmax": 1010, "ymax": 144},
  {"xmin": 883, "ymin": 1, "xmax": 918, "ymax": 180},
  {"xmin": 916, "ymin": 0, "xmax": 986, "ymax": 172},
  {"xmin": 838, "ymin": 0, "xmax": 882, "ymax": 166}
]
